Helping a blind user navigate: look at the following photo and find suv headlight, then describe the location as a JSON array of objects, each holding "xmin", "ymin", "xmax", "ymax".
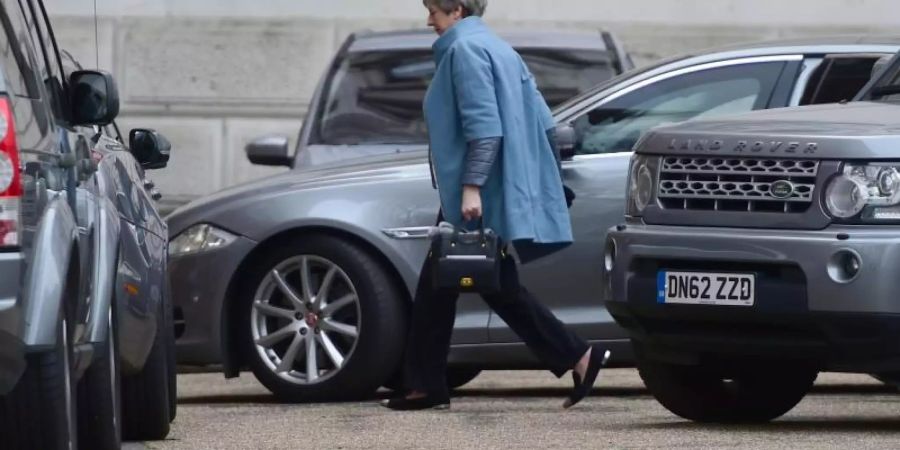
[
  {"xmin": 825, "ymin": 163, "xmax": 900, "ymax": 221},
  {"xmin": 626, "ymin": 154, "xmax": 656, "ymax": 216},
  {"xmin": 169, "ymin": 224, "xmax": 237, "ymax": 257}
]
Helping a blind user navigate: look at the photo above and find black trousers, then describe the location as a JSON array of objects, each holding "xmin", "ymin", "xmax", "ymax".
[{"xmin": 403, "ymin": 250, "xmax": 589, "ymax": 398}]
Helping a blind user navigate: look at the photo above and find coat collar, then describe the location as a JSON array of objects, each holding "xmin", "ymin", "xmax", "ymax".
[{"xmin": 432, "ymin": 16, "xmax": 489, "ymax": 63}]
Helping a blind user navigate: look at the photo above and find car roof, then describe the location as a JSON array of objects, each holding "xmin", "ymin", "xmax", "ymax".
[{"xmin": 348, "ymin": 28, "xmax": 610, "ymax": 53}]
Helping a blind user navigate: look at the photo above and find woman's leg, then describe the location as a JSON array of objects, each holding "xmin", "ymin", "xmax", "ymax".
[
  {"xmin": 402, "ymin": 254, "xmax": 460, "ymax": 399},
  {"xmin": 480, "ymin": 254, "xmax": 589, "ymax": 377}
]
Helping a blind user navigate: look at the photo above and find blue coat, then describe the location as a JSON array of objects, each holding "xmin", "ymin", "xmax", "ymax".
[{"xmin": 424, "ymin": 17, "xmax": 573, "ymax": 248}]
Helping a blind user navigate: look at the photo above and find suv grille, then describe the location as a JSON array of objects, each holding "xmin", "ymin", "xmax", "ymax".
[{"xmin": 658, "ymin": 157, "xmax": 819, "ymax": 213}]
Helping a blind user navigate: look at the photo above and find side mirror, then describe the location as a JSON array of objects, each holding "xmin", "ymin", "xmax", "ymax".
[
  {"xmin": 246, "ymin": 135, "xmax": 291, "ymax": 167},
  {"xmin": 130, "ymin": 129, "xmax": 171, "ymax": 170},
  {"xmin": 556, "ymin": 124, "xmax": 577, "ymax": 160},
  {"xmin": 69, "ymin": 70, "xmax": 119, "ymax": 126}
]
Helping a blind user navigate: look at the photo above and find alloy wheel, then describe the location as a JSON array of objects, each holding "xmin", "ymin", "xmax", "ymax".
[{"xmin": 251, "ymin": 255, "xmax": 361, "ymax": 385}]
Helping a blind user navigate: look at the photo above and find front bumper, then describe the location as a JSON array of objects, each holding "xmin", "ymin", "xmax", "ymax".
[
  {"xmin": 606, "ymin": 224, "xmax": 900, "ymax": 372},
  {"xmin": 169, "ymin": 236, "xmax": 256, "ymax": 366}
]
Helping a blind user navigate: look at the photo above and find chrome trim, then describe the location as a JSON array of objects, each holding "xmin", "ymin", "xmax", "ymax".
[{"xmin": 381, "ymin": 227, "xmax": 433, "ymax": 240}]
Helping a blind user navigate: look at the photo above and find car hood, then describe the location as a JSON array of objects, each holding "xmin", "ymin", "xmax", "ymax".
[
  {"xmin": 167, "ymin": 150, "xmax": 429, "ymax": 237},
  {"xmin": 638, "ymin": 101, "xmax": 900, "ymax": 159}
]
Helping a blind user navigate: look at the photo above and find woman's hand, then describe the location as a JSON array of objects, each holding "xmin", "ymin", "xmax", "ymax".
[{"xmin": 462, "ymin": 185, "xmax": 482, "ymax": 221}]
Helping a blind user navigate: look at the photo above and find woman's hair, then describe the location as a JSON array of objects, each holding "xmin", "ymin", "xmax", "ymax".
[{"xmin": 422, "ymin": 0, "xmax": 487, "ymax": 17}]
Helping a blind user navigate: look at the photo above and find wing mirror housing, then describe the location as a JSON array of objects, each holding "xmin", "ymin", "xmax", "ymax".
[
  {"xmin": 246, "ymin": 135, "xmax": 291, "ymax": 167},
  {"xmin": 556, "ymin": 124, "xmax": 577, "ymax": 160},
  {"xmin": 69, "ymin": 70, "xmax": 120, "ymax": 126},
  {"xmin": 130, "ymin": 129, "xmax": 171, "ymax": 170}
]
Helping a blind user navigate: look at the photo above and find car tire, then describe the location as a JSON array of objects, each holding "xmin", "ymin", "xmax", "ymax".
[
  {"xmin": 447, "ymin": 368, "xmax": 481, "ymax": 390},
  {"xmin": 77, "ymin": 307, "xmax": 122, "ymax": 450},
  {"xmin": 636, "ymin": 350, "xmax": 817, "ymax": 423},
  {"xmin": 0, "ymin": 313, "xmax": 78, "ymax": 450},
  {"xmin": 241, "ymin": 235, "xmax": 407, "ymax": 402},
  {"xmin": 121, "ymin": 298, "xmax": 171, "ymax": 441},
  {"xmin": 164, "ymin": 277, "xmax": 178, "ymax": 422}
]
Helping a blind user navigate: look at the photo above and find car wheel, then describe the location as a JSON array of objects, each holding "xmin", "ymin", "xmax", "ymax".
[
  {"xmin": 164, "ymin": 276, "xmax": 178, "ymax": 422},
  {"xmin": 447, "ymin": 368, "xmax": 481, "ymax": 390},
  {"xmin": 0, "ymin": 314, "xmax": 78, "ymax": 450},
  {"xmin": 637, "ymin": 350, "xmax": 817, "ymax": 423},
  {"xmin": 121, "ymin": 298, "xmax": 171, "ymax": 441},
  {"xmin": 77, "ymin": 307, "xmax": 122, "ymax": 449},
  {"xmin": 241, "ymin": 236, "xmax": 406, "ymax": 402}
]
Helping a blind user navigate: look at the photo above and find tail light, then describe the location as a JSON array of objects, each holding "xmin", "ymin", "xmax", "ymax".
[{"xmin": 0, "ymin": 97, "xmax": 21, "ymax": 247}]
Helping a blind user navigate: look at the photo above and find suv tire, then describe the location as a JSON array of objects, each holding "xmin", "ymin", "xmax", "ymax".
[
  {"xmin": 241, "ymin": 236, "xmax": 406, "ymax": 402},
  {"xmin": 637, "ymin": 351, "xmax": 817, "ymax": 423},
  {"xmin": 77, "ymin": 308, "xmax": 122, "ymax": 449},
  {"xmin": 121, "ymin": 298, "xmax": 171, "ymax": 440},
  {"xmin": 0, "ymin": 314, "xmax": 77, "ymax": 450}
]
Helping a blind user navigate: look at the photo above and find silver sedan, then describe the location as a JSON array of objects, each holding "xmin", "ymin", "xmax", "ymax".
[{"xmin": 167, "ymin": 36, "xmax": 900, "ymax": 402}]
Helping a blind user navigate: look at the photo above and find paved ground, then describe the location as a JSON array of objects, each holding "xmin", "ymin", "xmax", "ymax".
[{"xmin": 127, "ymin": 370, "xmax": 900, "ymax": 449}]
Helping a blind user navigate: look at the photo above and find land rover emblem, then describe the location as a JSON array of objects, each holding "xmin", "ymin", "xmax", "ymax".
[{"xmin": 771, "ymin": 180, "xmax": 795, "ymax": 199}]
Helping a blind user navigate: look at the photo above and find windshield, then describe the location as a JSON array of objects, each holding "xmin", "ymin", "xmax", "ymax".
[
  {"xmin": 859, "ymin": 52, "xmax": 900, "ymax": 102},
  {"xmin": 312, "ymin": 48, "xmax": 617, "ymax": 146}
]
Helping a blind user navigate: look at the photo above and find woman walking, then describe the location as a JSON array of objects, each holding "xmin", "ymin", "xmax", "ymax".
[{"xmin": 382, "ymin": 0, "xmax": 609, "ymax": 411}]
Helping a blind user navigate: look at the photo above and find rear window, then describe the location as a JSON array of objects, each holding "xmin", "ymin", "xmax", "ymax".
[{"xmin": 313, "ymin": 48, "xmax": 616, "ymax": 145}]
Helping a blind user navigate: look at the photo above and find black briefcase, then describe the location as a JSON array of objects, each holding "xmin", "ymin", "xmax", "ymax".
[{"xmin": 430, "ymin": 221, "xmax": 502, "ymax": 294}]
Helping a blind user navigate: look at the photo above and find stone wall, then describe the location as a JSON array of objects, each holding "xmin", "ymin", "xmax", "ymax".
[{"xmin": 43, "ymin": 0, "xmax": 900, "ymax": 209}]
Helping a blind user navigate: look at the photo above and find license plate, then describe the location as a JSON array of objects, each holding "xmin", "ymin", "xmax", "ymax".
[{"xmin": 657, "ymin": 271, "xmax": 755, "ymax": 306}]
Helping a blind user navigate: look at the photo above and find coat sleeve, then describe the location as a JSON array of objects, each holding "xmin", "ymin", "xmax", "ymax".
[
  {"xmin": 462, "ymin": 137, "xmax": 502, "ymax": 187},
  {"xmin": 452, "ymin": 44, "xmax": 503, "ymax": 141}
]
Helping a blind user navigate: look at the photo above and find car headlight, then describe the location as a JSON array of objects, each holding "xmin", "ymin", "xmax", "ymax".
[
  {"xmin": 825, "ymin": 163, "xmax": 900, "ymax": 221},
  {"xmin": 169, "ymin": 224, "xmax": 237, "ymax": 257},
  {"xmin": 627, "ymin": 154, "xmax": 655, "ymax": 216}
]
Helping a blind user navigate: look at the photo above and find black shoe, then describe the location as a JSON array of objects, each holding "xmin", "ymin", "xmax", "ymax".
[
  {"xmin": 563, "ymin": 347, "xmax": 611, "ymax": 409},
  {"xmin": 381, "ymin": 394, "xmax": 451, "ymax": 411}
]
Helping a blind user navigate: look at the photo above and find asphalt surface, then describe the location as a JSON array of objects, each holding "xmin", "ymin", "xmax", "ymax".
[{"xmin": 126, "ymin": 370, "xmax": 900, "ymax": 449}]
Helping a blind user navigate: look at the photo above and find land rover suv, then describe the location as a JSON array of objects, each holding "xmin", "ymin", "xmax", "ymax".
[
  {"xmin": 605, "ymin": 49, "xmax": 900, "ymax": 423},
  {"xmin": 0, "ymin": 1, "xmax": 175, "ymax": 448}
]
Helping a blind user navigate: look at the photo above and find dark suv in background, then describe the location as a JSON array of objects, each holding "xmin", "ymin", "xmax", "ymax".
[{"xmin": 0, "ymin": 1, "xmax": 175, "ymax": 448}]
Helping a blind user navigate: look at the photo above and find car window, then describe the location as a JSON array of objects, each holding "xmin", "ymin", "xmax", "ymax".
[
  {"xmin": 0, "ymin": 2, "xmax": 40, "ymax": 98},
  {"xmin": 570, "ymin": 61, "xmax": 786, "ymax": 155},
  {"xmin": 19, "ymin": 0, "xmax": 64, "ymax": 119},
  {"xmin": 800, "ymin": 55, "xmax": 883, "ymax": 105},
  {"xmin": 312, "ymin": 48, "xmax": 616, "ymax": 146}
]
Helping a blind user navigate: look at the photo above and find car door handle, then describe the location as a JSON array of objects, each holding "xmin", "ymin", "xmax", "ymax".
[{"xmin": 143, "ymin": 179, "xmax": 155, "ymax": 190}]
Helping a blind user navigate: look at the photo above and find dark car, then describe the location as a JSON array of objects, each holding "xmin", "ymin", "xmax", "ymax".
[
  {"xmin": 168, "ymin": 34, "xmax": 899, "ymax": 403},
  {"xmin": 0, "ymin": 1, "xmax": 175, "ymax": 448}
]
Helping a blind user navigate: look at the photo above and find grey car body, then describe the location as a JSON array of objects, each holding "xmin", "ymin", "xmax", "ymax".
[
  {"xmin": 0, "ymin": 1, "xmax": 175, "ymax": 446},
  {"xmin": 605, "ymin": 48, "xmax": 900, "ymax": 422},
  {"xmin": 168, "ymin": 35, "xmax": 900, "ymax": 401}
]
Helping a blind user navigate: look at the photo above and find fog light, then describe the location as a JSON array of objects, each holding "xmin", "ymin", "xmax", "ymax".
[{"xmin": 827, "ymin": 249, "xmax": 862, "ymax": 284}]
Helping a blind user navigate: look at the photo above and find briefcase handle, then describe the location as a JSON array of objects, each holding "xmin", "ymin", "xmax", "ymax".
[{"xmin": 450, "ymin": 218, "xmax": 489, "ymax": 247}]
